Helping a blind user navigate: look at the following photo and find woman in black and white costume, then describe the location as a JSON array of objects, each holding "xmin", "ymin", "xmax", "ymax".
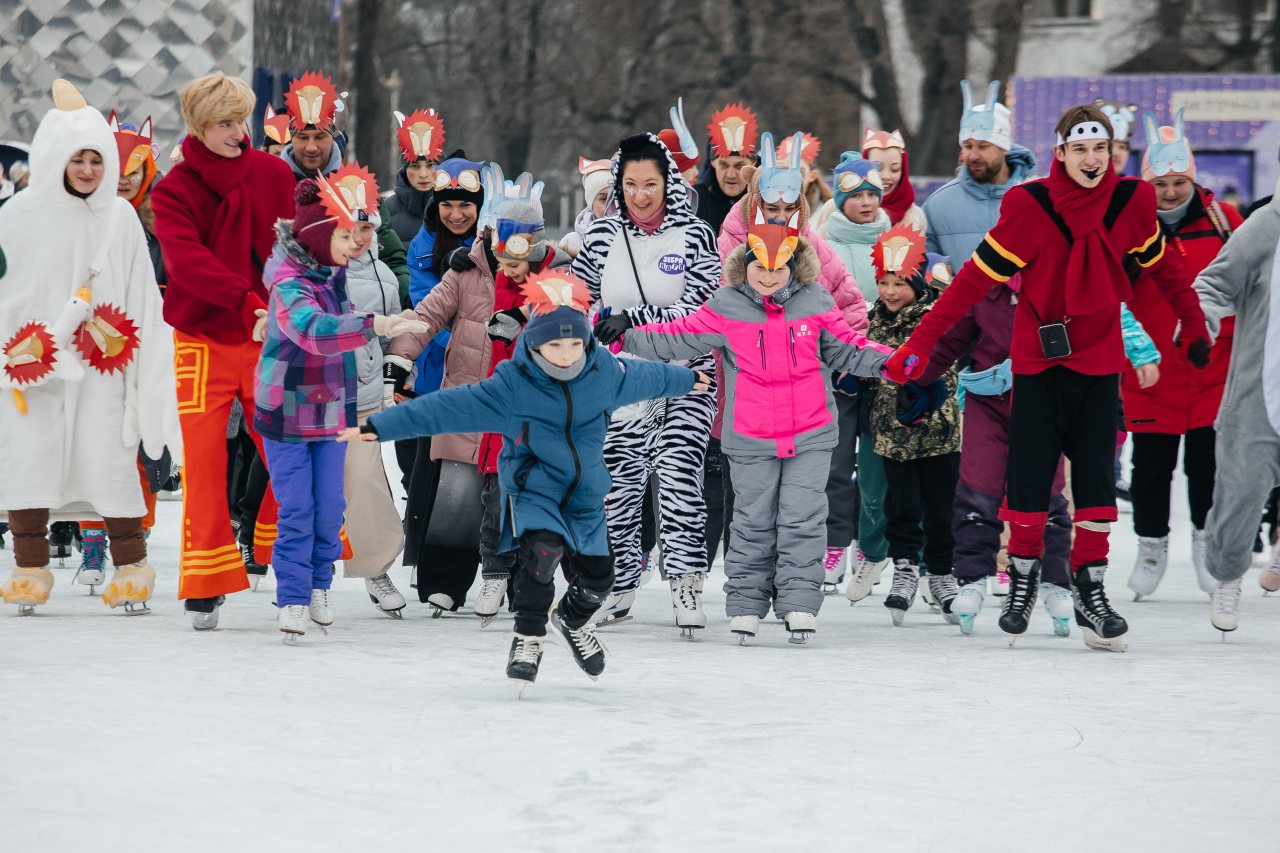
[{"xmin": 573, "ymin": 132, "xmax": 721, "ymax": 635}]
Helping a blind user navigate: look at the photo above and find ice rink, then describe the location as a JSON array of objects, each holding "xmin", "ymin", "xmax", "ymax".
[{"xmin": 2, "ymin": 464, "xmax": 1278, "ymax": 853}]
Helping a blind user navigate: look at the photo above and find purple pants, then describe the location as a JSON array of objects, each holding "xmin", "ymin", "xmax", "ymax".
[
  {"xmin": 263, "ymin": 437, "xmax": 348, "ymax": 606},
  {"xmin": 954, "ymin": 395, "xmax": 1069, "ymax": 585}
]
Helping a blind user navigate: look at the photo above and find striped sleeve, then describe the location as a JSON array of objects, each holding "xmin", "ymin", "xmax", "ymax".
[
  {"xmin": 1128, "ymin": 224, "xmax": 1166, "ymax": 268},
  {"xmin": 625, "ymin": 219, "xmax": 722, "ymax": 327},
  {"xmin": 970, "ymin": 233, "xmax": 1028, "ymax": 283},
  {"xmin": 570, "ymin": 218, "xmax": 620, "ymax": 303}
]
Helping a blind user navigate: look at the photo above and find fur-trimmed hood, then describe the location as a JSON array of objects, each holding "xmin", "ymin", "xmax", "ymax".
[{"xmin": 723, "ymin": 238, "xmax": 821, "ymax": 287}]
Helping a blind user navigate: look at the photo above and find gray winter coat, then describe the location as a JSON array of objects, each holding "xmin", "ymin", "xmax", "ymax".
[{"xmin": 346, "ymin": 245, "xmax": 401, "ymax": 411}]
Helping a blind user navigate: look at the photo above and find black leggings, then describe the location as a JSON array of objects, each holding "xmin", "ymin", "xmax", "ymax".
[
  {"xmin": 1130, "ymin": 427, "xmax": 1216, "ymax": 538},
  {"xmin": 883, "ymin": 452, "xmax": 960, "ymax": 575},
  {"xmin": 514, "ymin": 531, "xmax": 614, "ymax": 636}
]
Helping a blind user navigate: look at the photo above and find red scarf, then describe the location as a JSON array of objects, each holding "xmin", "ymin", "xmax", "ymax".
[
  {"xmin": 181, "ymin": 136, "xmax": 255, "ymax": 282},
  {"xmin": 863, "ymin": 146, "xmax": 916, "ymax": 226},
  {"xmin": 1046, "ymin": 158, "xmax": 1125, "ymax": 316}
]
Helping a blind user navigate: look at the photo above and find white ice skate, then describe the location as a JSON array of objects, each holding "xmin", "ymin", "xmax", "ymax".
[
  {"xmin": 1261, "ymin": 551, "xmax": 1280, "ymax": 593},
  {"xmin": 1040, "ymin": 582, "xmax": 1073, "ymax": 637},
  {"xmin": 590, "ymin": 590, "xmax": 635, "ymax": 628},
  {"xmin": 729, "ymin": 614, "xmax": 760, "ymax": 645},
  {"xmin": 1128, "ymin": 535, "xmax": 1169, "ymax": 600},
  {"xmin": 472, "ymin": 577, "xmax": 507, "ymax": 627},
  {"xmin": 1, "ymin": 566, "xmax": 54, "ymax": 615},
  {"xmin": 308, "ymin": 588, "xmax": 334, "ymax": 630},
  {"xmin": 927, "ymin": 574, "xmax": 960, "ymax": 624},
  {"xmin": 426, "ymin": 592, "xmax": 454, "ymax": 618},
  {"xmin": 187, "ymin": 596, "xmax": 224, "ymax": 631},
  {"xmin": 783, "ymin": 612, "xmax": 816, "ymax": 644},
  {"xmin": 992, "ymin": 569, "xmax": 1011, "ymax": 596},
  {"xmin": 823, "ymin": 547, "xmax": 847, "ymax": 595},
  {"xmin": 1210, "ymin": 578, "xmax": 1242, "ymax": 637},
  {"xmin": 102, "ymin": 563, "xmax": 156, "ymax": 615},
  {"xmin": 846, "ymin": 556, "xmax": 891, "ymax": 604},
  {"xmin": 1192, "ymin": 529, "xmax": 1215, "ymax": 595},
  {"xmin": 365, "ymin": 574, "xmax": 406, "ymax": 619},
  {"xmin": 74, "ymin": 526, "xmax": 108, "ymax": 594},
  {"xmin": 670, "ymin": 573, "xmax": 706, "ymax": 639},
  {"xmin": 279, "ymin": 604, "xmax": 307, "ymax": 644},
  {"xmin": 953, "ymin": 581, "xmax": 985, "ymax": 635}
]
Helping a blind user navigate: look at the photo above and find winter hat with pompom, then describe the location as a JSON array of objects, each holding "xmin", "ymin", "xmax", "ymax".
[{"xmin": 292, "ymin": 178, "xmax": 340, "ymax": 266}]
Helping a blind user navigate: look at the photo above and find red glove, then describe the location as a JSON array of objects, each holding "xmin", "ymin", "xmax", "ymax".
[{"xmin": 882, "ymin": 343, "xmax": 928, "ymax": 385}]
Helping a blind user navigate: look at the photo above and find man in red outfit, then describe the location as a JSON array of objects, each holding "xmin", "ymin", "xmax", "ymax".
[
  {"xmin": 151, "ymin": 73, "xmax": 295, "ymax": 630},
  {"xmin": 884, "ymin": 103, "xmax": 1211, "ymax": 652}
]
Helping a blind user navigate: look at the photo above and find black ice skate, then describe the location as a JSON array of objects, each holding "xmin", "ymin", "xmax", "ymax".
[
  {"xmin": 233, "ymin": 521, "xmax": 268, "ymax": 591},
  {"xmin": 927, "ymin": 574, "xmax": 960, "ymax": 624},
  {"xmin": 1071, "ymin": 563, "xmax": 1128, "ymax": 652},
  {"xmin": 884, "ymin": 559, "xmax": 919, "ymax": 626},
  {"xmin": 999, "ymin": 556, "xmax": 1041, "ymax": 644},
  {"xmin": 507, "ymin": 634, "xmax": 545, "ymax": 697},
  {"xmin": 49, "ymin": 521, "xmax": 76, "ymax": 565},
  {"xmin": 550, "ymin": 604, "xmax": 607, "ymax": 680}
]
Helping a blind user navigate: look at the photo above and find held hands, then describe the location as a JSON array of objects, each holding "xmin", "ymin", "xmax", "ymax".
[
  {"xmin": 593, "ymin": 311, "xmax": 633, "ymax": 345},
  {"xmin": 692, "ymin": 371, "xmax": 712, "ymax": 392},
  {"xmin": 882, "ymin": 344, "xmax": 926, "ymax": 384},
  {"xmin": 373, "ymin": 310, "xmax": 430, "ymax": 339},
  {"xmin": 338, "ymin": 427, "xmax": 378, "ymax": 443},
  {"xmin": 1134, "ymin": 362, "xmax": 1160, "ymax": 389},
  {"xmin": 446, "ymin": 246, "xmax": 477, "ymax": 273},
  {"xmin": 252, "ymin": 309, "xmax": 268, "ymax": 343},
  {"xmin": 1186, "ymin": 338, "xmax": 1212, "ymax": 370},
  {"xmin": 833, "ymin": 371, "xmax": 861, "ymax": 397},
  {"xmin": 383, "ymin": 354, "xmax": 415, "ymax": 404},
  {"xmin": 896, "ymin": 381, "xmax": 948, "ymax": 428},
  {"xmin": 486, "ymin": 307, "xmax": 527, "ymax": 343}
]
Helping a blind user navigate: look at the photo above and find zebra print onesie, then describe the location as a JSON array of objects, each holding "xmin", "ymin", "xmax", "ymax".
[{"xmin": 572, "ymin": 133, "xmax": 722, "ymax": 593}]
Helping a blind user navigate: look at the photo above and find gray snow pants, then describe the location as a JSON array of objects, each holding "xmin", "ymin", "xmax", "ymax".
[
  {"xmin": 1205, "ymin": 422, "xmax": 1280, "ymax": 582},
  {"xmin": 724, "ymin": 448, "xmax": 830, "ymax": 618}
]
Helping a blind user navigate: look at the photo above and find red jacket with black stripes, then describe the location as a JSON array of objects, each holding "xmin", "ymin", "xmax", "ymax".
[
  {"xmin": 906, "ymin": 173, "xmax": 1208, "ymax": 377},
  {"xmin": 1122, "ymin": 187, "xmax": 1242, "ymax": 433}
]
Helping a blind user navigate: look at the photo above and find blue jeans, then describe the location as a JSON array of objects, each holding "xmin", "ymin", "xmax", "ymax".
[{"xmin": 263, "ymin": 438, "xmax": 348, "ymax": 606}]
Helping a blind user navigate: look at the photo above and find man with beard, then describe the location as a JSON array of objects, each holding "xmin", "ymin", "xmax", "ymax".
[{"xmin": 924, "ymin": 80, "xmax": 1037, "ymax": 265}]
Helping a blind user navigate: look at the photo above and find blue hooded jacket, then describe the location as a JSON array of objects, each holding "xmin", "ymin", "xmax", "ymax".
[
  {"xmin": 369, "ymin": 336, "xmax": 695, "ymax": 555},
  {"xmin": 923, "ymin": 144, "xmax": 1037, "ymax": 266}
]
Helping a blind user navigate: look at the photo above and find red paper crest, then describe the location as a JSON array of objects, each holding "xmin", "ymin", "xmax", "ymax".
[
  {"xmin": 284, "ymin": 72, "xmax": 339, "ymax": 131},
  {"xmin": 708, "ymin": 103, "xmax": 759, "ymax": 160},
  {"xmin": 3, "ymin": 322, "xmax": 57, "ymax": 385},
  {"xmin": 75, "ymin": 304, "xmax": 140, "ymax": 375},
  {"xmin": 397, "ymin": 109, "xmax": 445, "ymax": 163}
]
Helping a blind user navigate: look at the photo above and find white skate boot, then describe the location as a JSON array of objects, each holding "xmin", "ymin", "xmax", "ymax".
[
  {"xmin": 308, "ymin": 588, "xmax": 334, "ymax": 630},
  {"xmin": 426, "ymin": 592, "xmax": 454, "ymax": 618},
  {"xmin": 365, "ymin": 574, "xmax": 406, "ymax": 619},
  {"xmin": 186, "ymin": 596, "xmax": 224, "ymax": 631},
  {"xmin": 953, "ymin": 580, "xmax": 985, "ymax": 635},
  {"xmin": 1192, "ymin": 529, "xmax": 1215, "ymax": 595},
  {"xmin": 823, "ymin": 547, "xmax": 847, "ymax": 595},
  {"xmin": 591, "ymin": 590, "xmax": 635, "ymax": 628},
  {"xmin": 1127, "ymin": 535, "xmax": 1169, "ymax": 600},
  {"xmin": 1, "ymin": 566, "xmax": 54, "ymax": 615},
  {"xmin": 992, "ymin": 569, "xmax": 1011, "ymax": 596},
  {"xmin": 279, "ymin": 604, "xmax": 307, "ymax": 644},
  {"xmin": 73, "ymin": 526, "xmax": 108, "ymax": 594},
  {"xmin": 729, "ymin": 614, "xmax": 760, "ymax": 645},
  {"xmin": 1261, "ymin": 550, "xmax": 1280, "ymax": 593},
  {"xmin": 102, "ymin": 563, "xmax": 156, "ymax": 615},
  {"xmin": 783, "ymin": 611, "xmax": 817, "ymax": 644},
  {"xmin": 883, "ymin": 559, "xmax": 918, "ymax": 626},
  {"xmin": 670, "ymin": 573, "xmax": 706, "ymax": 639},
  {"xmin": 1040, "ymin": 582, "xmax": 1073, "ymax": 637},
  {"xmin": 927, "ymin": 574, "xmax": 960, "ymax": 624},
  {"xmin": 1210, "ymin": 578, "xmax": 1242, "ymax": 636},
  {"xmin": 847, "ymin": 556, "xmax": 891, "ymax": 604},
  {"xmin": 472, "ymin": 577, "xmax": 508, "ymax": 627}
]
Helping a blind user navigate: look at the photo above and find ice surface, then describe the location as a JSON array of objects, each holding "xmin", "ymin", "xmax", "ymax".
[{"xmin": 2, "ymin": 462, "xmax": 1278, "ymax": 853}]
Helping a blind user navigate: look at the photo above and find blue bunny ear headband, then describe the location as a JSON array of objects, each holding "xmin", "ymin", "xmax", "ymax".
[
  {"xmin": 1140, "ymin": 108, "xmax": 1192, "ymax": 177},
  {"xmin": 756, "ymin": 131, "xmax": 805, "ymax": 205}
]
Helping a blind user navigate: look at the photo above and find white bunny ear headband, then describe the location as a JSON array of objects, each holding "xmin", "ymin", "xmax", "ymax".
[{"xmin": 668, "ymin": 96, "xmax": 699, "ymax": 162}]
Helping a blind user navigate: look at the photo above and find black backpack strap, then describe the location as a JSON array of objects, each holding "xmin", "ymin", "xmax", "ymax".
[
  {"xmin": 1020, "ymin": 182, "xmax": 1073, "ymax": 244},
  {"xmin": 1104, "ymin": 179, "xmax": 1139, "ymax": 231}
]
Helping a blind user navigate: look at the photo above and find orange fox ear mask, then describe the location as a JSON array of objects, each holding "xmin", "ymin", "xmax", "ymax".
[
  {"xmin": 263, "ymin": 105, "xmax": 292, "ymax": 145},
  {"xmin": 284, "ymin": 71, "xmax": 339, "ymax": 131},
  {"xmin": 520, "ymin": 271, "xmax": 592, "ymax": 316},
  {"xmin": 108, "ymin": 110, "xmax": 153, "ymax": 177},
  {"xmin": 745, "ymin": 206, "xmax": 800, "ymax": 272},
  {"xmin": 872, "ymin": 221, "xmax": 928, "ymax": 282},
  {"xmin": 316, "ymin": 164, "xmax": 379, "ymax": 229}
]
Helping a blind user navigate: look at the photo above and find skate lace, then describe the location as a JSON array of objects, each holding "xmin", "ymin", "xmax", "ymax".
[
  {"xmin": 928, "ymin": 575, "xmax": 957, "ymax": 604},
  {"xmin": 1080, "ymin": 579, "xmax": 1116, "ymax": 619},
  {"xmin": 1216, "ymin": 579, "xmax": 1242, "ymax": 615},
  {"xmin": 512, "ymin": 636, "xmax": 543, "ymax": 663},
  {"xmin": 1005, "ymin": 571, "xmax": 1037, "ymax": 614},
  {"xmin": 674, "ymin": 574, "xmax": 699, "ymax": 610},
  {"xmin": 369, "ymin": 574, "xmax": 398, "ymax": 597},
  {"xmin": 81, "ymin": 536, "xmax": 107, "ymax": 570},
  {"xmin": 479, "ymin": 578, "xmax": 506, "ymax": 600},
  {"xmin": 890, "ymin": 566, "xmax": 915, "ymax": 596},
  {"xmin": 311, "ymin": 589, "xmax": 330, "ymax": 609},
  {"xmin": 567, "ymin": 624, "xmax": 607, "ymax": 659},
  {"xmin": 823, "ymin": 549, "xmax": 843, "ymax": 572}
]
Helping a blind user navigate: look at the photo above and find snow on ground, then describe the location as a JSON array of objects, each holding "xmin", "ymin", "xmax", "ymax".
[{"xmin": 2, "ymin": 465, "xmax": 1278, "ymax": 853}]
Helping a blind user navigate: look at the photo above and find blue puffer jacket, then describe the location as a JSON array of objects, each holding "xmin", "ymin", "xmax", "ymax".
[
  {"xmin": 369, "ymin": 337, "xmax": 696, "ymax": 555},
  {"xmin": 406, "ymin": 226, "xmax": 473, "ymax": 395},
  {"xmin": 923, "ymin": 145, "xmax": 1037, "ymax": 265}
]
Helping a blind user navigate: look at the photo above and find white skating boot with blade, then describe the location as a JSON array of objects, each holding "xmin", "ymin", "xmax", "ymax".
[
  {"xmin": 783, "ymin": 611, "xmax": 817, "ymax": 644},
  {"xmin": 730, "ymin": 614, "xmax": 760, "ymax": 645},
  {"xmin": 992, "ymin": 569, "xmax": 1011, "ymax": 596},
  {"xmin": 472, "ymin": 577, "xmax": 507, "ymax": 626},
  {"xmin": 74, "ymin": 527, "xmax": 108, "ymax": 594},
  {"xmin": 822, "ymin": 547, "xmax": 847, "ymax": 594},
  {"xmin": 308, "ymin": 588, "xmax": 334, "ymax": 629},
  {"xmin": 426, "ymin": 592, "xmax": 455, "ymax": 617},
  {"xmin": 279, "ymin": 604, "xmax": 307, "ymax": 643},
  {"xmin": 366, "ymin": 574, "xmax": 406, "ymax": 619},
  {"xmin": 1, "ymin": 566, "xmax": 54, "ymax": 615},
  {"xmin": 953, "ymin": 581, "xmax": 985, "ymax": 634},
  {"xmin": 1127, "ymin": 535, "xmax": 1169, "ymax": 600},
  {"xmin": 669, "ymin": 573, "xmax": 706, "ymax": 638},
  {"xmin": 1261, "ymin": 550, "xmax": 1280, "ymax": 593},
  {"xmin": 1210, "ymin": 578, "xmax": 1241, "ymax": 635},
  {"xmin": 1040, "ymin": 583, "xmax": 1074, "ymax": 637},
  {"xmin": 1192, "ymin": 529, "xmax": 1215, "ymax": 595},
  {"xmin": 590, "ymin": 590, "xmax": 635, "ymax": 628},
  {"xmin": 186, "ymin": 596, "xmax": 224, "ymax": 631},
  {"xmin": 102, "ymin": 563, "xmax": 156, "ymax": 615},
  {"xmin": 847, "ymin": 556, "xmax": 891, "ymax": 604},
  {"xmin": 883, "ymin": 559, "xmax": 918, "ymax": 626}
]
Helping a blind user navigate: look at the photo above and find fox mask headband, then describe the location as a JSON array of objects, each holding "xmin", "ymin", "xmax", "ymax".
[
  {"xmin": 521, "ymin": 271, "xmax": 592, "ymax": 317},
  {"xmin": 708, "ymin": 103, "xmax": 759, "ymax": 160},
  {"xmin": 262, "ymin": 104, "xmax": 291, "ymax": 145},
  {"xmin": 306, "ymin": 164, "xmax": 379, "ymax": 232},
  {"xmin": 746, "ymin": 206, "xmax": 800, "ymax": 272},
  {"xmin": 284, "ymin": 72, "xmax": 339, "ymax": 132},
  {"xmin": 756, "ymin": 131, "xmax": 805, "ymax": 205},
  {"xmin": 872, "ymin": 222, "xmax": 928, "ymax": 283},
  {"xmin": 108, "ymin": 111, "xmax": 153, "ymax": 177},
  {"xmin": 395, "ymin": 108, "xmax": 445, "ymax": 164},
  {"xmin": 862, "ymin": 129, "xmax": 906, "ymax": 152}
]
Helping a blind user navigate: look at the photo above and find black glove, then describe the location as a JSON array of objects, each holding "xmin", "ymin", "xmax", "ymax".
[
  {"xmin": 487, "ymin": 308, "xmax": 526, "ymax": 343},
  {"xmin": 594, "ymin": 312, "xmax": 633, "ymax": 345},
  {"xmin": 896, "ymin": 381, "xmax": 948, "ymax": 428},
  {"xmin": 1186, "ymin": 337, "xmax": 1212, "ymax": 369},
  {"xmin": 383, "ymin": 358, "xmax": 415, "ymax": 400},
  {"xmin": 446, "ymin": 246, "xmax": 476, "ymax": 273},
  {"xmin": 832, "ymin": 371, "xmax": 861, "ymax": 398}
]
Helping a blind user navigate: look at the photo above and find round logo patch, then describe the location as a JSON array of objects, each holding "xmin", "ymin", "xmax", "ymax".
[{"xmin": 656, "ymin": 253, "xmax": 685, "ymax": 275}]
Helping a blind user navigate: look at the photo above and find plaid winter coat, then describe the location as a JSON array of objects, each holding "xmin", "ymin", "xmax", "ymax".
[{"xmin": 253, "ymin": 221, "xmax": 375, "ymax": 442}]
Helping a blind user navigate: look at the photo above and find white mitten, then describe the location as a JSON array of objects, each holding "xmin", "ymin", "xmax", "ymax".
[{"xmin": 373, "ymin": 313, "xmax": 430, "ymax": 338}]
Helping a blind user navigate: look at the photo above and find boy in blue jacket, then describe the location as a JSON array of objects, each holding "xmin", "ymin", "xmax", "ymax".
[{"xmin": 342, "ymin": 272, "xmax": 707, "ymax": 690}]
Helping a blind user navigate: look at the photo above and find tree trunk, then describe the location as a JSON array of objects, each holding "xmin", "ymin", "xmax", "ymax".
[
  {"xmin": 987, "ymin": 0, "xmax": 1029, "ymax": 87},
  {"xmin": 351, "ymin": 0, "xmax": 388, "ymax": 177},
  {"xmin": 843, "ymin": 0, "xmax": 908, "ymax": 133},
  {"xmin": 904, "ymin": 0, "xmax": 972, "ymax": 174}
]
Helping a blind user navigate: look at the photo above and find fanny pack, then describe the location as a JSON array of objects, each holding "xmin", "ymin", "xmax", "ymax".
[{"xmin": 957, "ymin": 358, "xmax": 1013, "ymax": 397}]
